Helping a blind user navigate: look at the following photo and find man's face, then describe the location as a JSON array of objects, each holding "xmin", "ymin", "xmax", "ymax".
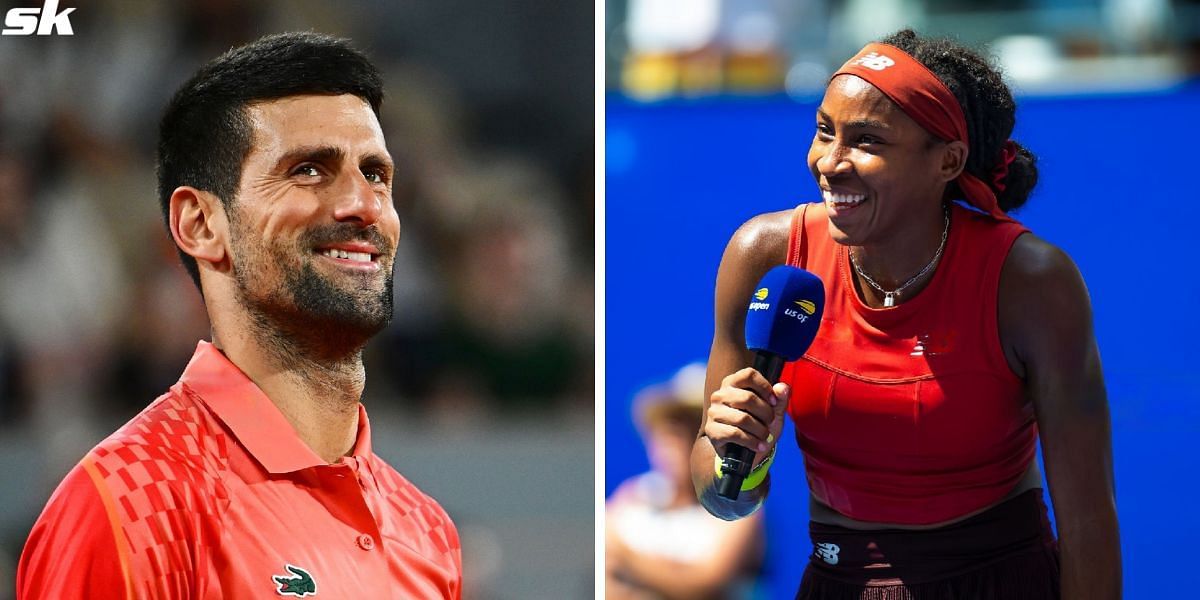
[{"xmin": 226, "ymin": 94, "xmax": 400, "ymax": 343}]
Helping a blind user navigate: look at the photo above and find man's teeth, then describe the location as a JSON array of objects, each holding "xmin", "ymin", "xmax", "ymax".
[
  {"xmin": 823, "ymin": 190, "xmax": 867, "ymax": 207},
  {"xmin": 320, "ymin": 249, "xmax": 373, "ymax": 262}
]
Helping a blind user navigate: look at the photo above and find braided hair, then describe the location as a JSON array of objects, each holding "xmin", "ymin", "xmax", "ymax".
[{"xmin": 878, "ymin": 29, "xmax": 1037, "ymax": 212}]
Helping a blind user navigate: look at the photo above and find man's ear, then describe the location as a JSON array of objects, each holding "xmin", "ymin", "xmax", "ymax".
[
  {"xmin": 169, "ymin": 186, "xmax": 228, "ymax": 269},
  {"xmin": 939, "ymin": 140, "xmax": 968, "ymax": 182}
]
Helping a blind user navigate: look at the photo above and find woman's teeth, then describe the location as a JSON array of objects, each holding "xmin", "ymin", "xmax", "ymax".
[{"xmin": 824, "ymin": 190, "xmax": 866, "ymax": 207}]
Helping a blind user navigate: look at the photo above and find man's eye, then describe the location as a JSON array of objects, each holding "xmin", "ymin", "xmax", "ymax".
[
  {"xmin": 363, "ymin": 169, "xmax": 386, "ymax": 184},
  {"xmin": 293, "ymin": 165, "xmax": 320, "ymax": 177}
]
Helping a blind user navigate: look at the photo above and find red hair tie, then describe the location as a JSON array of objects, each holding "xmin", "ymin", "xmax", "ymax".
[
  {"xmin": 990, "ymin": 140, "xmax": 1018, "ymax": 193},
  {"xmin": 832, "ymin": 43, "xmax": 1017, "ymax": 223}
]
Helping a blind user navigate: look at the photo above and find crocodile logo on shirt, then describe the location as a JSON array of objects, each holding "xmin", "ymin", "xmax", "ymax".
[{"xmin": 273, "ymin": 564, "xmax": 317, "ymax": 597}]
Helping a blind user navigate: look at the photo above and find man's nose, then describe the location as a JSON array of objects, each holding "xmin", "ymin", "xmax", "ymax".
[{"xmin": 332, "ymin": 169, "xmax": 383, "ymax": 226}]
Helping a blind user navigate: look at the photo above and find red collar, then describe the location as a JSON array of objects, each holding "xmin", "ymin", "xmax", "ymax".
[{"xmin": 177, "ymin": 341, "xmax": 373, "ymax": 473}]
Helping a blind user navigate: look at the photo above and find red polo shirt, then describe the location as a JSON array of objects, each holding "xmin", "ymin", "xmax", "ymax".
[{"xmin": 17, "ymin": 341, "xmax": 462, "ymax": 599}]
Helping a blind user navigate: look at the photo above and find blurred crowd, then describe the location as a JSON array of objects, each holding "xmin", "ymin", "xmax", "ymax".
[
  {"xmin": 606, "ymin": 363, "xmax": 766, "ymax": 599},
  {"xmin": 607, "ymin": 0, "xmax": 1200, "ymax": 99},
  {"xmin": 0, "ymin": 0, "xmax": 593, "ymax": 449}
]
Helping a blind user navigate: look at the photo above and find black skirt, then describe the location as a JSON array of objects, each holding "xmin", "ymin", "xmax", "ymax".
[{"xmin": 796, "ymin": 489, "xmax": 1060, "ymax": 599}]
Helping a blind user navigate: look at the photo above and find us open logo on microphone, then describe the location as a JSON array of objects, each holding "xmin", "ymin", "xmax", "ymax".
[
  {"xmin": 784, "ymin": 299, "xmax": 816, "ymax": 322},
  {"xmin": 749, "ymin": 287, "xmax": 771, "ymax": 311},
  {"xmin": 2, "ymin": 0, "xmax": 75, "ymax": 36}
]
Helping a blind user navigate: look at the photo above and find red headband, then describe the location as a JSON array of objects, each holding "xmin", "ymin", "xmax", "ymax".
[{"xmin": 832, "ymin": 43, "xmax": 1016, "ymax": 223}]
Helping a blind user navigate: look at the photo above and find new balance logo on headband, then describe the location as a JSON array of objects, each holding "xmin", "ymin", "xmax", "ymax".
[{"xmin": 852, "ymin": 52, "xmax": 895, "ymax": 71}]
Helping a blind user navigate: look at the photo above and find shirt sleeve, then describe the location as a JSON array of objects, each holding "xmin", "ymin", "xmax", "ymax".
[
  {"xmin": 18, "ymin": 454, "xmax": 206, "ymax": 600},
  {"xmin": 447, "ymin": 519, "xmax": 464, "ymax": 600},
  {"xmin": 17, "ymin": 461, "xmax": 132, "ymax": 600}
]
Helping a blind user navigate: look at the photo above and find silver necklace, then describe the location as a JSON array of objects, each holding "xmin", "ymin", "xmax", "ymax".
[{"xmin": 849, "ymin": 206, "xmax": 950, "ymax": 308}]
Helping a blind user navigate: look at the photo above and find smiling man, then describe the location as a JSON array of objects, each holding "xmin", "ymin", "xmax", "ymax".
[{"xmin": 16, "ymin": 33, "xmax": 462, "ymax": 599}]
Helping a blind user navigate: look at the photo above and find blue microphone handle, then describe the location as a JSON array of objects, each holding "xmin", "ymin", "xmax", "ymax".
[{"xmin": 717, "ymin": 352, "xmax": 786, "ymax": 499}]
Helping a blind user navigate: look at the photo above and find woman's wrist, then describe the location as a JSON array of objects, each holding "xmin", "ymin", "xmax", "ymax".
[
  {"xmin": 711, "ymin": 434, "xmax": 776, "ymax": 492},
  {"xmin": 693, "ymin": 435, "xmax": 770, "ymax": 520}
]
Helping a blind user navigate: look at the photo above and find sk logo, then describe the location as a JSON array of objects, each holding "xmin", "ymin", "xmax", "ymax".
[
  {"xmin": 273, "ymin": 564, "xmax": 317, "ymax": 597},
  {"xmin": 2, "ymin": 0, "xmax": 75, "ymax": 36},
  {"xmin": 815, "ymin": 542, "xmax": 840, "ymax": 565},
  {"xmin": 853, "ymin": 52, "xmax": 895, "ymax": 71}
]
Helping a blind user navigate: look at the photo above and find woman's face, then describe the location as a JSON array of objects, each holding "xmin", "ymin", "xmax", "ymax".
[
  {"xmin": 807, "ymin": 75, "xmax": 955, "ymax": 246},
  {"xmin": 645, "ymin": 423, "xmax": 695, "ymax": 488}
]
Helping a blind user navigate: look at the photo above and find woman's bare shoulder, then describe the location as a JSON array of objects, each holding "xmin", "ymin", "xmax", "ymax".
[
  {"xmin": 723, "ymin": 207, "xmax": 806, "ymax": 270},
  {"xmin": 998, "ymin": 232, "xmax": 1093, "ymax": 376}
]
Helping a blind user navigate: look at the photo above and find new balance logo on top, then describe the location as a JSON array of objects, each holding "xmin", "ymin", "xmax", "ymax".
[
  {"xmin": 2, "ymin": 0, "xmax": 75, "ymax": 36},
  {"xmin": 853, "ymin": 52, "xmax": 895, "ymax": 71}
]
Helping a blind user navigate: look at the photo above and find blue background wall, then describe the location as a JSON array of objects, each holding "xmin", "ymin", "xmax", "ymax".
[{"xmin": 605, "ymin": 82, "xmax": 1200, "ymax": 598}]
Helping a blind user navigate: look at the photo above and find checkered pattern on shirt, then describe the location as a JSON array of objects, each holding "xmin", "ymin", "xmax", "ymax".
[
  {"xmin": 87, "ymin": 390, "xmax": 230, "ymax": 598},
  {"xmin": 369, "ymin": 458, "xmax": 460, "ymax": 560}
]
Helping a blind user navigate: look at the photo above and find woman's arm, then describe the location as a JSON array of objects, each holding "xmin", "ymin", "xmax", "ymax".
[
  {"xmin": 1000, "ymin": 234, "xmax": 1121, "ymax": 599},
  {"xmin": 691, "ymin": 210, "xmax": 793, "ymax": 520}
]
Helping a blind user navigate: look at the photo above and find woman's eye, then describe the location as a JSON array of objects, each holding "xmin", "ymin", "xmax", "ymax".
[{"xmin": 858, "ymin": 135, "xmax": 882, "ymax": 145}]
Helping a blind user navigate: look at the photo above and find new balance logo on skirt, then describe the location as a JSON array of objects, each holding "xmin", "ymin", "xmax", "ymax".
[{"xmin": 815, "ymin": 542, "xmax": 841, "ymax": 565}]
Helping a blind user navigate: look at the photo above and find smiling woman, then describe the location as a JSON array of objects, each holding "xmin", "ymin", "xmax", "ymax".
[{"xmin": 691, "ymin": 29, "xmax": 1120, "ymax": 599}]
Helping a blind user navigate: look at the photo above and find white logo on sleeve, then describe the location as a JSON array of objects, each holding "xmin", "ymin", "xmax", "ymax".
[
  {"xmin": 852, "ymin": 52, "xmax": 895, "ymax": 71},
  {"xmin": 815, "ymin": 542, "xmax": 841, "ymax": 565}
]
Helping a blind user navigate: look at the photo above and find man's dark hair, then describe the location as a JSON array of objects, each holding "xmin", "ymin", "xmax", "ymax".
[
  {"xmin": 878, "ymin": 29, "xmax": 1038, "ymax": 213},
  {"xmin": 156, "ymin": 31, "xmax": 384, "ymax": 291}
]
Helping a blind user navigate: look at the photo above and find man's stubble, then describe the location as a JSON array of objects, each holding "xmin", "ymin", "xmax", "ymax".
[{"xmin": 227, "ymin": 208, "xmax": 395, "ymax": 366}]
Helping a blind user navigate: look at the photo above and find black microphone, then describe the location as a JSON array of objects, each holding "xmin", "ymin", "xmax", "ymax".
[{"xmin": 717, "ymin": 265, "xmax": 825, "ymax": 500}]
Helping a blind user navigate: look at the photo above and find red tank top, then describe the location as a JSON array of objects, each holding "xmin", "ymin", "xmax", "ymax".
[{"xmin": 781, "ymin": 202, "xmax": 1036, "ymax": 525}]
